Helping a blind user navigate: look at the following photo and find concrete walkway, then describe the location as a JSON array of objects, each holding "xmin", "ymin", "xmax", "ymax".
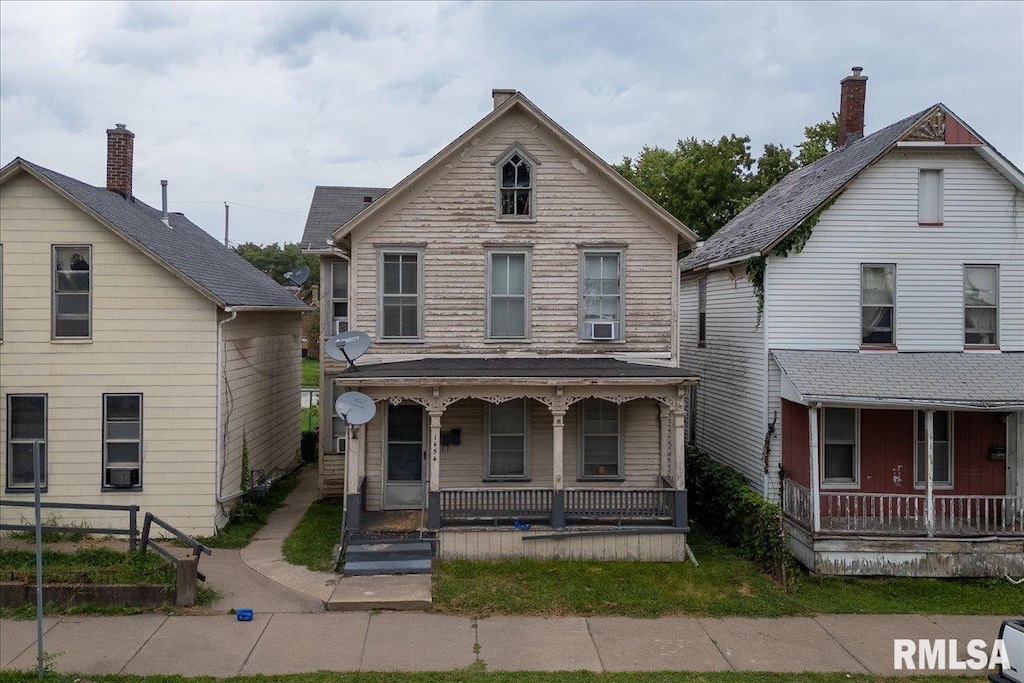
[{"xmin": 0, "ymin": 612, "xmax": 1012, "ymax": 676}]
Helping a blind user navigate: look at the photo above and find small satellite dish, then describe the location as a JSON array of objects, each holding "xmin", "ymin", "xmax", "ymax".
[
  {"xmin": 335, "ymin": 391, "xmax": 376, "ymax": 426},
  {"xmin": 325, "ymin": 331, "xmax": 371, "ymax": 367},
  {"xmin": 284, "ymin": 266, "xmax": 310, "ymax": 287}
]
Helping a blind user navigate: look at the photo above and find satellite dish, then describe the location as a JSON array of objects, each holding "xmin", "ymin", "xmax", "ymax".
[
  {"xmin": 335, "ymin": 391, "xmax": 376, "ymax": 426},
  {"xmin": 284, "ymin": 266, "xmax": 310, "ymax": 287},
  {"xmin": 325, "ymin": 331, "xmax": 371, "ymax": 366}
]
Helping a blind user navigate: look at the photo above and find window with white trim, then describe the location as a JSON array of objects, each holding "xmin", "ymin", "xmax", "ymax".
[
  {"xmin": 822, "ymin": 407, "xmax": 858, "ymax": 485},
  {"xmin": 579, "ymin": 398, "xmax": 622, "ymax": 478},
  {"xmin": 861, "ymin": 264, "xmax": 895, "ymax": 346},
  {"xmin": 331, "ymin": 260, "xmax": 349, "ymax": 335},
  {"xmin": 914, "ymin": 410, "xmax": 953, "ymax": 487},
  {"xmin": 7, "ymin": 394, "xmax": 47, "ymax": 490},
  {"xmin": 380, "ymin": 250, "xmax": 421, "ymax": 339},
  {"xmin": 53, "ymin": 245, "xmax": 91, "ymax": 339},
  {"xmin": 487, "ymin": 399, "xmax": 528, "ymax": 478},
  {"xmin": 697, "ymin": 276, "xmax": 707, "ymax": 346},
  {"xmin": 103, "ymin": 394, "xmax": 142, "ymax": 489},
  {"xmin": 918, "ymin": 169, "xmax": 943, "ymax": 225},
  {"xmin": 580, "ymin": 251, "xmax": 622, "ymax": 340},
  {"xmin": 964, "ymin": 265, "xmax": 998, "ymax": 347},
  {"xmin": 498, "ymin": 151, "xmax": 534, "ymax": 218},
  {"xmin": 488, "ymin": 251, "xmax": 528, "ymax": 339}
]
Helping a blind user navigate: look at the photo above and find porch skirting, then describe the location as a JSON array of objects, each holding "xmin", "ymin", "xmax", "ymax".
[{"xmin": 436, "ymin": 526, "xmax": 688, "ymax": 562}]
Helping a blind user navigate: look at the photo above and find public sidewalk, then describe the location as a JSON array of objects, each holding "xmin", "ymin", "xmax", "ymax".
[{"xmin": 0, "ymin": 611, "xmax": 1011, "ymax": 676}]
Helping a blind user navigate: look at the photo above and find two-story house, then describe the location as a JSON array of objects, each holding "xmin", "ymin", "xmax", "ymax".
[
  {"xmin": 0, "ymin": 125, "xmax": 307, "ymax": 535},
  {"xmin": 680, "ymin": 69, "xmax": 1024, "ymax": 576},
  {"xmin": 302, "ymin": 90, "xmax": 699, "ymax": 561}
]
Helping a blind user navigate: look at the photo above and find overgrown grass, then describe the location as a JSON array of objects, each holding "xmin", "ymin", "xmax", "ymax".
[
  {"xmin": 0, "ymin": 548, "xmax": 175, "ymax": 585},
  {"xmin": 5, "ymin": 514, "xmax": 91, "ymax": 543},
  {"xmin": 282, "ymin": 498, "xmax": 343, "ymax": 571},
  {"xmin": 302, "ymin": 357, "xmax": 319, "ymax": 387},
  {"xmin": 433, "ymin": 525, "xmax": 1021, "ymax": 618},
  {"xmin": 198, "ymin": 473, "xmax": 300, "ymax": 549},
  {"xmin": 0, "ymin": 671, "xmax": 984, "ymax": 683}
]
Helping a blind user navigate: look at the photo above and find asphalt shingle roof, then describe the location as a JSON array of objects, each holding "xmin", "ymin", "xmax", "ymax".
[
  {"xmin": 772, "ymin": 350, "xmax": 1024, "ymax": 409},
  {"xmin": 340, "ymin": 357, "xmax": 697, "ymax": 379},
  {"xmin": 300, "ymin": 186, "xmax": 390, "ymax": 250},
  {"xmin": 18, "ymin": 159, "xmax": 305, "ymax": 309},
  {"xmin": 681, "ymin": 107, "xmax": 933, "ymax": 272}
]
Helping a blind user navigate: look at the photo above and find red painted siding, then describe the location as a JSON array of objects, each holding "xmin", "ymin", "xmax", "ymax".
[
  {"xmin": 858, "ymin": 409, "xmax": 915, "ymax": 493},
  {"xmin": 945, "ymin": 117, "xmax": 983, "ymax": 145},
  {"xmin": 781, "ymin": 399, "xmax": 810, "ymax": 487},
  {"xmin": 952, "ymin": 411, "xmax": 1007, "ymax": 495}
]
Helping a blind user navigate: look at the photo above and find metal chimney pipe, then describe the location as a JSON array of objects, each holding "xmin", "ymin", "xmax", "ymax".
[{"xmin": 160, "ymin": 180, "xmax": 169, "ymax": 226}]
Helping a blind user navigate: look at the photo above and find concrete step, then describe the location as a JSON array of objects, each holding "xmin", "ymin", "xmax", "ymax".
[
  {"xmin": 326, "ymin": 574, "xmax": 432, "ymax": 611},
  {"xmin": 345, "ymin": 549, "xmax": 432, "ymax": 563},
  {"xmin": 346, "ymin": 540, "xmax": 433, "ymax": 553},
  {"xmin": 344, "ymin": 559, "xmax": 432, "ymax": 576}
]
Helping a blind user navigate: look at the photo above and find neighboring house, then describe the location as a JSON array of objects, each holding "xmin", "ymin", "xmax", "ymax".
[
  {"xmin": 0, "ymin": 125, "xmax": 307, "ymax": 535},
  {"xmin": 680, "ymin": 69, "xmax": 1024, "ymax": 576},
  {"xmin": 302, "ymin": 90, "xmax": 698, "ymax": 561}
]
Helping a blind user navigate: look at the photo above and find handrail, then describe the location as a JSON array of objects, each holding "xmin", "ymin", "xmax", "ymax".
[
  {"xmin": 141, "ymin": 512, "xmax": 211, "ymax": 582},
  {"xmin": 0, "ymin": 499, "xmax": 139, "ymax": 551}
]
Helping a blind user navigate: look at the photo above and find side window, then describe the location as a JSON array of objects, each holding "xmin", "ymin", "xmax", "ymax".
[
  {"xmin": 331, "ymin": 260, "xmax": 349, "ymax": 335},
  {"xmin": 821, "ymin": 407, "xmax": 858, "ymax": 486},
  {"xmin": 103, "ymin": 394, "xmax": 142, "ymax": 489},
  {"xmin": 861, "ymin": 264, "xmax": 895, "ymax": 346},
  {"xmin": 579, "ymin": 398, "xmax": 622, "ymax": 479},
  {"xmin": 380, "ymin": 250, "xmax": 422, "ymax": 340},
  {"xmin": 915, "ymin": 411, "xmax": 952, "ymax": 488},
  {"xmin": 964, "ymin": 265, "xmax": 998, "ymax": 347},
  {"xmin": 53, "ymin": 245, "xmax": 92, "ymax": 339},
  {"xmin": 7, "ymin": 394, "xmax": 47, "ymax": 490},
  {"xmin": 580, "ymin": 250, "xmax": 622, "ymax": 341},
  {"xmin": 486, "ymin": 399, "xmax": 529, "ymax": 479},
  {"xmin": 488, "ymin": 251, "xmax": 529, "ymax": 339}
]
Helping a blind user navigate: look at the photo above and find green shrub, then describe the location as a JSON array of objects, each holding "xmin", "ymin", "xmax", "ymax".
[
  {"xmin": 301, "ymin": 431, "xmax": 319, "ymax": 463},
  {"xmin": 686, "ymin": 447, "xmax": 796, "ymax": 581}
]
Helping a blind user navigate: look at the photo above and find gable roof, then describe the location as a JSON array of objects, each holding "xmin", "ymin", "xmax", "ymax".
[
  {"xmin": 301, "ymin": 185, "xmax": 389, "ymax": 253},
  {"xmin": 327, "ymin": 91, "xmax": 698, "ymax": 245},
  {"xmin": 1, "ymin": 158, "xmax": 307, "ymax": 310},
  {"xmin": 681, "ymin": 104, "xmax": 1024, "ymax": 273}
]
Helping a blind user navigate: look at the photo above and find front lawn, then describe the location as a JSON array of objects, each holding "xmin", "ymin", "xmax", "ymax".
[
  {"xmin": 282, "ymin": 498, "xmax": 344, "ymax": 571},
  {"xmin": 432, "ymin": 525, "xmax": 1020, "ymax": 618},
  {"xmin": 301, "ymin": 357, "xmax": 319, "ymax": 388}
]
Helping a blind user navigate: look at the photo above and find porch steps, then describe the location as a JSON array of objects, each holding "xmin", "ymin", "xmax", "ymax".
[{"xmin": 342, "ymin": 539, "xmax": 433, "ymax": 576}]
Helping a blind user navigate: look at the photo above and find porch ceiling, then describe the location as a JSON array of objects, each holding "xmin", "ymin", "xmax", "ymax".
[{"xmin": 773, "ymin": 350, "xmax": 1024, "ymax": 410}]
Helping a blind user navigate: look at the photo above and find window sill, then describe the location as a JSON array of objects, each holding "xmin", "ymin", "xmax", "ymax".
[
  {"xmin": 102, "ymin": 487, "xmax": 143, "ymax": 493},
  {"xmin": 483, "ymin": 338, "xmax": 532, "ymax": 344},
  {"xmin": 5, "ymin": 487, "xmax": 47, "ymax": 494},
  {"xmin": 918, "ymin": 222, "xmax": 944, "ymax": 227},
  {"xmin": 483, "ymin": 477, "xmax": 532, "ymax": 483},
  {"xmin": 51, "ymin": 338, "xmax": 92, "ymax": 344},
  {"xmin": 577, "ymin": 476, "xmax": 626, "ymax": 482},
  {"xmin": 820, "ymin": 482, "xmax": 861, "ymax": 490},
  {"xmin": 577, "ymin": 338, "xmax": 626, "ymax": 345},
  {"xmin": 913, "ymin": 484, "xmax": 954, "ymax": 491},
  {"xmin": 964, "ymin": 345, "xmax": 1000, "ymax": 352},
  {"xmin": 859, "ymin": 344, "xmax": 897, "ymax": 352},
  {"xmin": 496, "ymin": 217, "xmax": 537, "ymax": 224}
]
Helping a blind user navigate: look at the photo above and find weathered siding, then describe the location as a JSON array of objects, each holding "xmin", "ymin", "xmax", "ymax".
[
  {"xmin": 766, "ymin": 149, "xmax": 1024, "ymax": 351},
  {"xmin": 0, "ymin": 173, "xmax": 219, "ymax": 534},
  {"xmin": 438, "ymin": 528, "xmax": 687, "ymax": 561},
  {"xmin": 220, "ymin": 311, "xmax": 303, "ymax": 499},
  {"xmin": 679, "ymin": 269, "xmax": 766, "ymax": 487}
]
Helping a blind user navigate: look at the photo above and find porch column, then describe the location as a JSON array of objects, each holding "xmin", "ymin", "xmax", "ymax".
[
  {"xmin": 427, "ymin": 409, "xmax": 443, "ymax": 529},
  {"xmin": 344, "ymin": 424, "xmax": 361, "ymax": 531},
  {"xmin": 808, "ymin": 404, "xmax": 821, "ymax": 533},
  {"xmin": 925, "ymin": 409, "xmax": 935, "ymax": 537},
  {"xmin": 659, "ymin": 403, "xmax": 672, "ymax": 484},
  {"xmin": 672, "ymin": 388, "xmax": 688, "ymax": 529},
  {"xmin": 551, "ymin": 407, "xmax": 567, "ymax": 529}
]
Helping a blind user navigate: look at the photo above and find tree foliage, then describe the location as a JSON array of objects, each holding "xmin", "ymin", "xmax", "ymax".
[
  {"xmin": 615, "ymin": 115, "xmax": 838, "ymax": 241},
  {"xmin": 234, "ymin": 242, "xmax": 319, "ymax": 287}
]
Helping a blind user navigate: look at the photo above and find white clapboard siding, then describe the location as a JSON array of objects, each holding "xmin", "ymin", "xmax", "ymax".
[
  {"xmin": 678, "ymin": 269, "xmax": 767, "ymax": 487},
  {"xmin": 767, "ymin": 149, "xmax": 1024, "ymax": 351},
  {"xmin": 220, "ymin": 311, "xmax": 303, "ymax": 498},
  {"xmin": 0, "ymin": 172, "xmax": 220, "ymax": 534},
  {"xmin": 765, "ymin": 357, "xmax": 784, "ymax": 502},
  {"xmin": 345, "ymin": 113, "xmax": 678, "ymax": 357}
]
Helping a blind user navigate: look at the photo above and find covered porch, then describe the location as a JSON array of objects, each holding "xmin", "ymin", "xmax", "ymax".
[{"xmin": 773, "ymin": 350, "xmax": 1024, "ymax": 576}]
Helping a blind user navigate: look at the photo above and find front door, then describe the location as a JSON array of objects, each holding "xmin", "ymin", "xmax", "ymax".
[{"xmin": 385, "ymin": 403, "xmax": 425, "ymax": 509}]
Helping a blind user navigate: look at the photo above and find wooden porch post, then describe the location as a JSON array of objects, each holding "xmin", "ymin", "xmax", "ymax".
[
  {"xmin": 659, "ymin": 403, "xmax": 672, "ymax": 483},
  {"xmin": 427, "ymin": 408, "xmax": 443, "ymax": 529},
  {"xmin": 925, "ymin": 409, "xmax": 935, "ymax": 537},
  {"xmin": 672, "ymin": 387, "xmax": 688, "ymax": 529},
  {"xmin": 344, "ymin": 424, "xmax": 360, "ymax": 531},
  {"xmin": 551, "ymin": 403, "xmax": 567, "ymax": 529},
  {"xmin": 808, "ymin": 404, "xmax": 821, "ymax": 533}
]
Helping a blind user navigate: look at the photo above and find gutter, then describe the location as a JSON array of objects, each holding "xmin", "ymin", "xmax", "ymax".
[
  {"xmin": 215, "ymin": 308, "xmax": 238, "ymax": 503},
  {"xmin": 225, "ymin": 304, "xmax": 310, "ymax": 312}
]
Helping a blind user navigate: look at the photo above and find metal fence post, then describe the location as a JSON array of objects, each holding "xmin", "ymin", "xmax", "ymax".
[
  {"xmin": 140, "ymin": 512, "xmax": 153, "ymax": 553},
  {"xmin": 129, "ymin": 506, "xmax": 138, "ymax": 552}
]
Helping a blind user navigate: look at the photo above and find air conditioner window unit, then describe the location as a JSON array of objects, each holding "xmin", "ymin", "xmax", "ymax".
[
  {"xmin": 584, "ymin": 321, "xmax": 619, "ymax": 340},
  {"xmin": 334, "ymin": 319, "xmax": 348, "ymax": 335},
  {"xmin": 335, "ymin": 437, "xmax": 346, "ymax": 454},
  {"xmin": 107, "ymin": 468, "xmax": 138, "ymax": 488}
]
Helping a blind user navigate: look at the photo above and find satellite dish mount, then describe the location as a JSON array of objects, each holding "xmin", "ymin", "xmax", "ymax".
[{"xmin": 325, "ymin": 331, "xmax": 371, "ymax": 371}]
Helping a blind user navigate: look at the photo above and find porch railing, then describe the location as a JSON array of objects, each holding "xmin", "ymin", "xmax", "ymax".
[
  {"xmin": 565, "ymin": 488, "xmax": 674, "ymax": 523},
  {"xmin": 438, "ymin": 487, "xmax": 679, "ymax": 527},
  {"xmin": 440, "ymin": 488, "xmax": 552, "ymax": 523},
  {"xmin": 782, "ymin": 479, "xmax": 1024, "ymax": 536}
]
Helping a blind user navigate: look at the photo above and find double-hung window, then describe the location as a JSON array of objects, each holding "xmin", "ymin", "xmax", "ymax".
[
  {"xmin": 821, "ymin": 407, "xmax": 858, "ymax": 485},
  {"xmin": 487, "ymin": 399, "xmax": 528, "ymax": 479},
  {"xmin": 581, "ymin": 250, "xmax": 622, "ymax": 340},
  {"xmin": 380, "ymin": 250, "xmax": 421, "ymax": 340},
  {"xmin": 964, "ymin": 265, "xmax": 998, "ymax": 347},
  {"xmin": 915, "ymin": 411, "xmax": 953, "ymax": 488},
  {"xmin": 103, "ymin": 394, "xmax": 142, "ymax": 489},
  {"xmin": 488, "ymin": 251, "xmax": 529, "ymax": 339},
  {"xmin": 579, "ymin": 398, "xmax": 622, "ymax": 478},
  {"xmin": 53, "ymin": 245, "xmax": 91, "ymax": 339},
  {"xmin": 861, "ymin": 264, "xmax": 895, "ymax": 346},
  {"xmin": 6, "ymin": 394, "xmax": 47, "ymax": 490},
  {"xmin": 331, "ymin": 260, "xmax": 349, "ymax": 335}
]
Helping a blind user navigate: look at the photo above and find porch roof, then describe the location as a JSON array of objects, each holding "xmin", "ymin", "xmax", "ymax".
[
  {"xmin": 772, "ymin": 350, "xmax": 1024, "ymax": 410},
  {"xmin": 339, "ymin": 357, "xmax": 697, "ymax": 382}
]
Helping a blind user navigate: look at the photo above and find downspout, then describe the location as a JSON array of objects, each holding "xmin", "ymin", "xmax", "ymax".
[{"xmin": 216, "ymin": 308, "xmax": 238, "ymax": 503}]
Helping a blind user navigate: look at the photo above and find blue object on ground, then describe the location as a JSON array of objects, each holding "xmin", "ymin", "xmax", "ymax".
[
  {"xmin": 513, "ymin": 520, "xmax": 531, "ymax": 531},
  {"xmin": 236, "ymin": 608, "xmax": 254, "ymax": 621}
]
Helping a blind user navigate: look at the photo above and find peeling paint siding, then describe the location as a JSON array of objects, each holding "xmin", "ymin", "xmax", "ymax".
[
  {"xmin": 345, "ymin": 114, "xmax": 677, "ymax": 358},
  {"xmin": 0, "ymin": 173, "xmax": 219, "ymax": 535},
  {"xmin": 437, "ymin": 528, "xmax": 687, "ymax": 561},
  {"xmin": 766, "ymin": 149, "xmax": 1024, "ymax": 351},
  {"xmin": 679, "ymin": 270, "xmax": 766, "ymax": 488}
]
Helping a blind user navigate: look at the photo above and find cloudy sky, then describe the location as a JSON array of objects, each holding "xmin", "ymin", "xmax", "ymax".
[{"xmin": 2, "ymin": 1, "xmax": 1021, "ymax": 246}]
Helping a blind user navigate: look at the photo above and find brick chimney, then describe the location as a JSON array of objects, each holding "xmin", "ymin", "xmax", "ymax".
[
  {"xmin": 837, "ymin": 67, "xmax": 867, "ymax": 148},
  {"xmin": 106, "ymin": 123, "xmax": 134, "ymax": 198},
  {"xmin": 492, "ymin": 89, "xmax": 516, "ymax": 110}
]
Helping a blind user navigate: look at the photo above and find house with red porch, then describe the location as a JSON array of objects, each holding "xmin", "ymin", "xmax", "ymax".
[{"xmin": 679, "ymin": 68, "xmax": 1024, "ymax": 576}]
